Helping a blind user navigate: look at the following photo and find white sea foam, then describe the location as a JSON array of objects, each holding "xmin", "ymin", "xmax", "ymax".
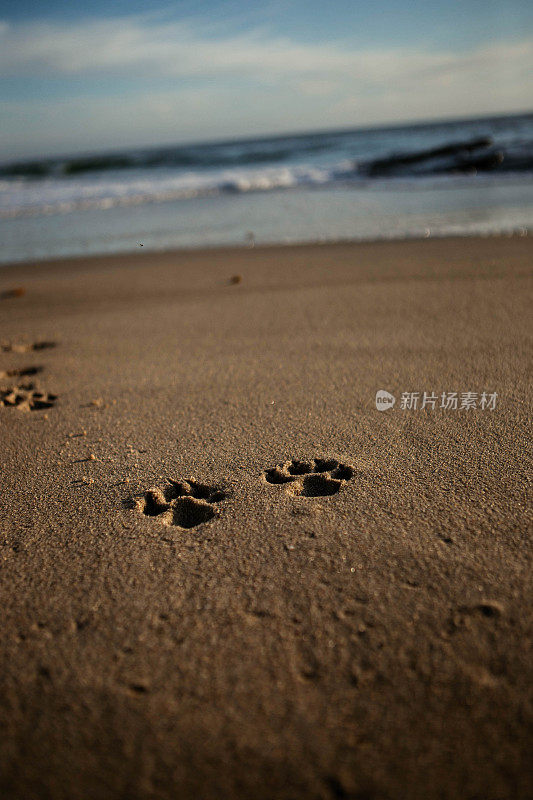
[{"xmin": 0, "ymin": 163, "xmax": 341, "ymax": 219}]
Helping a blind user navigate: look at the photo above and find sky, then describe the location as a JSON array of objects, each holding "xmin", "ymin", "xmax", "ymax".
[{"xmin": 0, "ymin": 0, "xmax": 532, "ymax": 160}]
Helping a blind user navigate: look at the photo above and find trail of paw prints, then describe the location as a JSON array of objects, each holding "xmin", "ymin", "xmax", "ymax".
[
  {"xmin": 129, "ymin": 478, "xmax": 226, "ymax": 529},
  {"xmin": 1, "ymin": 341, "xmax": 58, "ymax": 413},
  {"xmin": 0, "ymin": 383, "xmax": 57, "ymax": 411},
  {"xmin": 264, "ymin": 458, "xmax": 354, "ymax": 496}
]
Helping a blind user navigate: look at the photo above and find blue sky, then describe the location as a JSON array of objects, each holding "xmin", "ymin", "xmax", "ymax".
[{"xmin": 1, "ymin": 0, "xmax": 532, "ymax": 159}]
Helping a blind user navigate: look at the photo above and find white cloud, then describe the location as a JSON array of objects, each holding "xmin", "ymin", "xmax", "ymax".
[
  {"xmin": 0, "ymin": 15, "xmax": 532, "ymax": 86},
  {"xmin": 0, "ymin": 15, "xmax": 531, "ymax": 158}
]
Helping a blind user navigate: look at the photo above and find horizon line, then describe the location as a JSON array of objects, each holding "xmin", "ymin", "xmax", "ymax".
[{"xmin": 2, "ymin": 107, "xmax": 532, "ymax": 166}]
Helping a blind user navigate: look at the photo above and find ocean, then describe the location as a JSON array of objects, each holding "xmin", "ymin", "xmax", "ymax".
[{"xmin": 1, "ymin": 112, "xmax": 532, "ymax": 264}]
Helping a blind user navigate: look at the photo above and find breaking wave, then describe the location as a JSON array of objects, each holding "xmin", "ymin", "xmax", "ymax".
[{"xmin": 1, "ymin": 113, "xmax": 533, "ymax": 220}]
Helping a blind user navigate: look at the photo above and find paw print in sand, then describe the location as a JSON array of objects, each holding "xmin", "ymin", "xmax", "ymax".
[
  {"xmin": 264, "ymin": 458, "xmax": 354, "ymax": 496},
  {"xmin": 0, "ymin": 383, "xmax": 57, "ymax": 411},
  {"xmin": 132, "ymin": 479, "xmax": 226, "ymax": 529}
]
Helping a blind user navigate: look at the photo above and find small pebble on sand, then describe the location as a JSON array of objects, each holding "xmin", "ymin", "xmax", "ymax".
[{"xmin": 1, "ymin": 287, "xmax": 26, "ymax": 299}]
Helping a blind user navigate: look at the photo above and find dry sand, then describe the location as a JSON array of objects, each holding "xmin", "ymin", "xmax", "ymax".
[{"xmin": 0, "ymin": 236, "xmax": 531, "ymax": 799}]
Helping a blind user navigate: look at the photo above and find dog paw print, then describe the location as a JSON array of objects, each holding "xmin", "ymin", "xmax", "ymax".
[
  {"xmin": 264, "ymin": 458, "xmax": 354, "ymax": 496},
  {"xmin": 1, "ymin": 340, "xmax": 57, "ymax": 353},
  {"xmin": 131, "ymin": 478, "xmax": 226, "ymax": 529},
  {"xmin": 0, "ymin": 383, "xmax": 57, "ymax": 411}
]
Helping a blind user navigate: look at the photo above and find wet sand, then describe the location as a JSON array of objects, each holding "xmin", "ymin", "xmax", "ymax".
[{"xmin": 0, "ymin": 236, "xmax": 531, "ymax": 799}]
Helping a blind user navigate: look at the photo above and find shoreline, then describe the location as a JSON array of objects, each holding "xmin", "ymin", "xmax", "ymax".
[{"xmin": 0, "ymin": 230, "xmax": 530, "ymax": 275}]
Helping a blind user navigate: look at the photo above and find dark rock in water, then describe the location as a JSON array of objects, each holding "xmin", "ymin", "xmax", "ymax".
[
  {"xmin": 445, "ymin": 150, "xmax": 505, "ymax": 173},
  {"xmin": 361, "ymin": 136, "xmax": 497, "ymax": 177}
]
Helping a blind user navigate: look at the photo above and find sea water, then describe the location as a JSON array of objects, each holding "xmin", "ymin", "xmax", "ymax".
[{"xmin": 1, "ymin": 113, "xmax": 532, "ymax": 263}]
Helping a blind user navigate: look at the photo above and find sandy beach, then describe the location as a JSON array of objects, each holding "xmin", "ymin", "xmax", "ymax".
[{"xmin": 0, "ymin": 235, "xmax": 531, "ymax": 799}]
